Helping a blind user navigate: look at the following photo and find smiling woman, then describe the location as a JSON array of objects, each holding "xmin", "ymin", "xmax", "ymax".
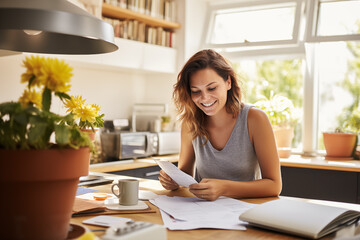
[{"xmin": 158, "ymin": 49, "xmax": 282, "ymax": 201}]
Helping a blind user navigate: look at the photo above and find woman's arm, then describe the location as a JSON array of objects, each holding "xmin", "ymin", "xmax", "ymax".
[
  {"xmin": 190, "ymin": 108, "xmax": 282, "ymax": 200},
  {"xmin": 158, "ymin": 123, "xmax": 196, "ymax": 190}
]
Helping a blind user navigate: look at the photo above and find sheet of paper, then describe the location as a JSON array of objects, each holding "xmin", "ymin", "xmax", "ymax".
[
  {"xmin": 154, "ymin": 160, "xmax": 197, "ymax": 187},
  {"xmin": 82, "ymin": 215, "xmax": 132, "ymax": 227},
  {"xmin": 139, "ymin": 190, "xmax": 159, "ymax": 200},
  {"xmin": 150, "ymin": 196, "xmax": 256, "ymax": 230}
]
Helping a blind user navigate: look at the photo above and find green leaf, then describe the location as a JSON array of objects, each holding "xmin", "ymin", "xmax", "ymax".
[
  {"xmin": 42, "ymin": 87, "xmax": 51, "ymax": 112},
  {"xmin": 55, "ymin": 92, "xmax": 71, "ymax": 101},
  {"xmin": 55, "ymin": 125, "xmax": 70, "ymax": 145},
  {"xmin": 28, "ymin": 121, "xmax": 52, "ymax": 149},
  {"xmin": 28, "ymin": 75, "xmax": 35, "ymax": 88}
]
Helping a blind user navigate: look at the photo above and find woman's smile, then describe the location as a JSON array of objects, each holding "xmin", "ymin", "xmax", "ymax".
[
  {"xmin": 190, "ymin": 68, "xmax": 231, "ymax": 117},
  {"xmin": 201, "ymin": 100, "xmax": 217, "ymax": 107}
]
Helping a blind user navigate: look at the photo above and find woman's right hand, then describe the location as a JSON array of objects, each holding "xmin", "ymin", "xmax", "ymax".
[{"xmin": 158, "ymin": 170, "xmax": 179, "ymax": 190}]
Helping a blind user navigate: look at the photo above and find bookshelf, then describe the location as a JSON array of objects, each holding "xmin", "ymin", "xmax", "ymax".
[{"xmin": 102, "ymin": 3, "xmax": 181, "ymax": 30}]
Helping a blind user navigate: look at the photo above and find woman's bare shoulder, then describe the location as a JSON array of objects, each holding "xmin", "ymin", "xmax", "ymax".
[{"xmin": 248, "ymin": 107, "xmax": 270, "ymax": 124}]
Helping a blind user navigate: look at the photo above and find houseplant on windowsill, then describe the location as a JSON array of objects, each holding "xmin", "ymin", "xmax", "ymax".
[
  {"xmin": 254, "ymin": 92, "xmax": 300, "ymax": 158},
  {"xmin": 323, "ymin": 107, "xmax": 360, "ymax": 160},
  {"xmin": 0, "ymin": 55, "xmax": 95, "ymax": 240}
]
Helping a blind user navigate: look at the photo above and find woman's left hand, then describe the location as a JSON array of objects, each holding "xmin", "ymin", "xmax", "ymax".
[{"xmin": 189, "ymin": 178, "xmax": 225, "ymax": 201}]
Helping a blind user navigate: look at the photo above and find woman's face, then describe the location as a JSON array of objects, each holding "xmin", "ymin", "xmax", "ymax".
[{"xmin": 190, "ymin": 68, "xmax": 231, "ymax": 117}]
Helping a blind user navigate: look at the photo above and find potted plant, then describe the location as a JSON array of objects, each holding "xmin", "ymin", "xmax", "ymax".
[
  {"xmin": 254, "ymin": 92, "xmax": 300, "ymax": 158},
  {"xmin": 64, "ymin": 95, "xmax": 105, "ymax": 140},
  {"xmin": 0, "ymin": 55, "xmax": 97, "ymax": 240},
  {"xmin": 323, "ymin": 107, "xmax": 360, "ymax": 160}
]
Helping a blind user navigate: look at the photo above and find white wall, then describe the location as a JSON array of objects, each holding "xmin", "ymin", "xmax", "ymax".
[
  {"xmin": 0, "ymin": 1, "xmax": 206, "ymax": 123},
  {"xmin": 0, "ymin": 54, "xmax": 176, "ymax": 121}
]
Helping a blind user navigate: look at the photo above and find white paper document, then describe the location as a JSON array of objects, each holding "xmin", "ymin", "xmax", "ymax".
[
  {"xmin": 154, "ymin": 160, "xmax": 197, "ymax": 187},
  {"xmin": 150, "ymin": 195, "xmax": 256, "ymax": 230}
]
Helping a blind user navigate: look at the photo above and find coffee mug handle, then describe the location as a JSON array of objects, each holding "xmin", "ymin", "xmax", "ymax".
[{"xmin": 111, "ymin": 184, "xmax": 122, "ymax": 198}]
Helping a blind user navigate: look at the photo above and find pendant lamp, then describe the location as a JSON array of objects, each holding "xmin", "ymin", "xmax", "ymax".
[{"xmin": 0, "ymin": 0, "xmax": 118, "ymax": 54}]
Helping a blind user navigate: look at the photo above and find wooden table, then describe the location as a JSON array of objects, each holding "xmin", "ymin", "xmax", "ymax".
[{"xmin": 71, "ymin": 173, "xmax": 360, "ymax": 240}]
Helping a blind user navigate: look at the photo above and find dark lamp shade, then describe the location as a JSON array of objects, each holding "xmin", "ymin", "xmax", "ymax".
[{"xmin": 0, "ymin": 0, "xmax": 118, "ymax": 54}]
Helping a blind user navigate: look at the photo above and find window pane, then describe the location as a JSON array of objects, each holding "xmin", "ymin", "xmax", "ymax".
[
  {"xmin": 317, "ymin": 41, "xmax": 360, "ymax": 150},
  {"xmin": 317, "ymin": 0, "xmax": 360, "ymax": 36},
  {"xmin": 211, "ymin": 5, "xmax": 296, "ymax": 44},
  {"xmin": 233, "ymin": 59, "xmax": 303, "ymax": 151}
]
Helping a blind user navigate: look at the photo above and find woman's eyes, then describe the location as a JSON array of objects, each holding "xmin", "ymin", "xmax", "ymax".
[{"xmin": 191, "ymin": 87, "xmax": 217, "ymax": 95}]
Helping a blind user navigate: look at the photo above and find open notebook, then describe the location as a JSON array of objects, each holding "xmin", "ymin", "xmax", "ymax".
[{"xmin": 239, "ymin": 198, "xmax": 360, "ymax": 239}]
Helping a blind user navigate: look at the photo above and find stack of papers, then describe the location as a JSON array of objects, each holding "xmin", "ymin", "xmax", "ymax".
[{"xmin": 150, "ymin": 195, "xmax": 255, "ymax": 230}]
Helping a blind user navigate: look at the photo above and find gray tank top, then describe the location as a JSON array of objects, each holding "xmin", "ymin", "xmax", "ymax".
[{"xmin": 193, "ymin": 104, "xmax": 260, "ymax": 182}]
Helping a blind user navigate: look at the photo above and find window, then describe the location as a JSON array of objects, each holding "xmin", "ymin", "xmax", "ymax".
[
  {"xmin": 317, "ymin": 41, "xmax": 360, "ymax": 151},
  {"xmin": 306, "ymin": 0, "xmax": 360, "ymax": 42},
  {"xmin": 234, "ymin": 58, "xmax": 304, "ymax": 151},
  {"xmin": 203, "ymin": 0, "xmax": 360, "ymax": 156},
  {"xmin": 204, "ymin": 0, "xmax": 304, "ymax": 50}
]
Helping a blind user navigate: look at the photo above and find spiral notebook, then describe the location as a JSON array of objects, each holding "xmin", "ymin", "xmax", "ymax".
[{"xmin": 239, "ymin": 198, "xmax": 360, "ymax": 239}]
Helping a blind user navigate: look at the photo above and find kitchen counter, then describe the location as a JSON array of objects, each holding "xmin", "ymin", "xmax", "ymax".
[
  {"xmin": 90, "ymin": 154, "xmax": 360, "ymax": 173},
  {"xmin": 89, "ymin": 154, "xmax": 179, "ymax": 173}
]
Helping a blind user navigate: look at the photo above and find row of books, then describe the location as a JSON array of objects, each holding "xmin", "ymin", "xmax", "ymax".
[
  {"xmin": 104, "ymin": 0, "xmax": 177, "ymax": 22},
  {"xmin": 103, "ymin": 17, "xmax": 175, "ymax": 48}
]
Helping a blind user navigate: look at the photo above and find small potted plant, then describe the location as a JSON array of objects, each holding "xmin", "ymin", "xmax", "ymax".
[
  {"xmin": 161, "ymin": 115, "xmax": 172, "ymax": 132},
  {"xmin": 323, "ymin": 107, "xmax": 360, "ymax": 160},
  {"xmin": 64, "ymin": 95, "xmax": 105, "ymax": 140},
  {"xmin": 254, "ymin": 92, "xmax": 300, "ymax": 158},
  {"xmin": 0, "ymin": 55, "xmax": 97, "ymax": 239}
]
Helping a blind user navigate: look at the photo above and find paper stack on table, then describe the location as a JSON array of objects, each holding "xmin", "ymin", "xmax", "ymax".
[{"xmin": 150, "ymin": 195, "xmax": 256, "ymax": 230}]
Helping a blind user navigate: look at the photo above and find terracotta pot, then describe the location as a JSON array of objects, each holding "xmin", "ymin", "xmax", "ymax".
[
  {"xmin": 273, "ymin": 127, "xmax": 294, "ymax": 158},
  {"xmin": 0, "ymin": 147, "xmax": 90, "ymax": 240},
  {"xmin": 81, "ymin": 129, "xmax": 97, "ymax": 141},
  {"xmin": 323, "ymin": 132, "xmax": 357, "ymax": 158}
]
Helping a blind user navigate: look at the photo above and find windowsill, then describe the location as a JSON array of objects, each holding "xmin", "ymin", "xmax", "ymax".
[{"xmin": 280, "ymin": 155, "xmax": 360, "ymax": 172}]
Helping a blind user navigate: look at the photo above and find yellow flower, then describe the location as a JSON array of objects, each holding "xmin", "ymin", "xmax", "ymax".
[
  {"xmin": 18, "ymin": 89, "xmax": 42, "ymax": 108},
  {"xmin": 91, "ymin": 103, "xmax": 101, "ymax": 113},
  {"xmin": 75, "ymin": 104, "xmax": 98, "ymax": 123},
  {"xmin": 64, "ymin": 96, "xmax": 86, "ymax": 113},
  {"xmin": 38, "ymin": 58, "xmax": 73, "ymax": 93},
  {"xmin": 21, "ymin": 55, "xmax": 46, "ymax": 87}
]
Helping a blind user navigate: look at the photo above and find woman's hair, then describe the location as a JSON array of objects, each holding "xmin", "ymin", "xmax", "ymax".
[{"xmin": 173, "ymin": 49, "xmax": 242, "ymax": 141}]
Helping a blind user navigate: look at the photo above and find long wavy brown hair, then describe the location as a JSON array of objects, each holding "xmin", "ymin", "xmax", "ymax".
[{"xmin": 173, "ymin": 49, "xmax": 243, "ymax": 141}]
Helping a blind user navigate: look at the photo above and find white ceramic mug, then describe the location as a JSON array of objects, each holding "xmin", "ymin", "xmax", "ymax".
[{"xmin": 111, "ymin": 179, "xmax": 139, "ymax": 206}]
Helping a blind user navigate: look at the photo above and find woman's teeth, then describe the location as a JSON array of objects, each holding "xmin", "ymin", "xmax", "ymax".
[{"xmin": 202, "ymin": 101, "xmax": 216, "ymax": 107}]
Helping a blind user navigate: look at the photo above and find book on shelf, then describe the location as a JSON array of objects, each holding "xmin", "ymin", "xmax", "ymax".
[
  {"xmin": 103, "ymin": 17, "xmax": 175, "ymax": 48},
  {"xmin": 104, "ymin": 0, "xmax": 177, "ymax": 22},
  {"xmin": 239, "ymin": 198, "xmax": 360, "ymax": 239}
]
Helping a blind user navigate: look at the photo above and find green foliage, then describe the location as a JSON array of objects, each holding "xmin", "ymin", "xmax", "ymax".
[
  {"xmin": 336, "ymin": 23, "xmax": 360, "ymax": 132},
  {"xmin": 78, "ymin": 114, "xmax": 105, "ymax": 131},
  {"xmin": 236, "ymin": 59, "xmax": 303, "ymax": 108},
  {"xmin": 254, "ymin": 92, "xmax": 299, "ymax": 128},
  {"xmin": 0, "ymin": 102, "xmax": 93, "ymax": 151}
]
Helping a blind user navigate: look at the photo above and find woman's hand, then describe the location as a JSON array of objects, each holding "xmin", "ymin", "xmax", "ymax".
[
  {"xmin": 158, "ymin": 170, "xmax": 179, "ymax": 190},
  {"xmin": 189, "ymin": 178, "xmax": 226, "ymax": 201}
]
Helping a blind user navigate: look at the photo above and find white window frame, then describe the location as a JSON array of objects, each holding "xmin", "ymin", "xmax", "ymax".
[
  {"xmin": 305, "ymin": 0, "xmax": 360, "ymax": 43},
  {"xmin": 202, "ymin": 0, "xmax": 360, "ymax": 156},
  {"xmin": 203, "ymin": 0, "xmax": 305, "ymax": 51}
]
